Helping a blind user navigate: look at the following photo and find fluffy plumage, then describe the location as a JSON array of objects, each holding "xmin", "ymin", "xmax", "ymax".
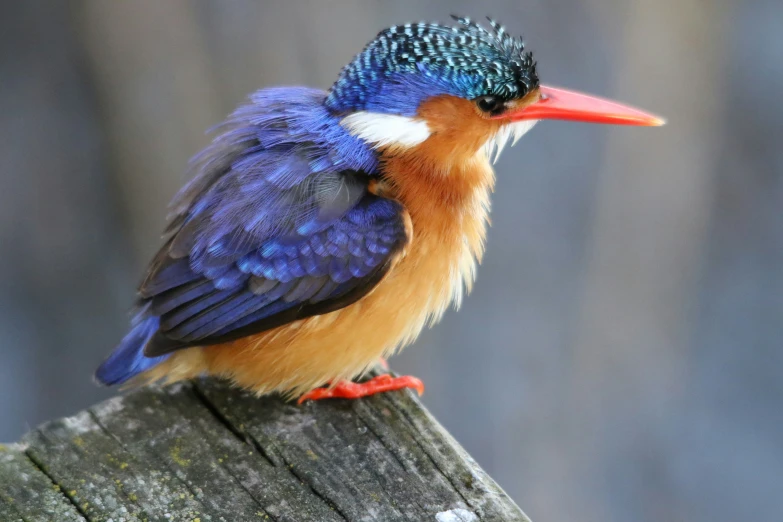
[
  {"xmin": 96, "ymin": 88, "xmax": 410, "ymax": 383},
  {"xmin": 96, "ymin": 17, "xmax": 539, "ymax": 394}
]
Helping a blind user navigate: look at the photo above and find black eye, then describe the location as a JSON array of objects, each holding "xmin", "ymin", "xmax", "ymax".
[{"xmin": 476, "ymin": 95, "xmax": 504, "ymax": 115}]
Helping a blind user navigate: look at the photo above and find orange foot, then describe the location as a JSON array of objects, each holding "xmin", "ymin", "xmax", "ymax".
[{"xmin": 297, "ymin": 374, "xmax": 424, "ymax": 404}]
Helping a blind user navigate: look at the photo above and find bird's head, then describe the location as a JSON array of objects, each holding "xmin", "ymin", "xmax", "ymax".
[{"xmin": 327, "ymin": 17, "xmax": 663, "ymax": 165}]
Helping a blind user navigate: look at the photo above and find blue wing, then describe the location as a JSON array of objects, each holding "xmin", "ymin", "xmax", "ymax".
[
  {"xmin": 143, "ymin": 192, "xmax": 408, "ymax": 356},
  {"xmin": 96, "ymin": 88, "xmax": 408, "ymax": 382}
]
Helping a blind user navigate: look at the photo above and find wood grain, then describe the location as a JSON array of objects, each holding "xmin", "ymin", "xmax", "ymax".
[{"xmin": 1, "ymin": 372, "xmax": 530, "ymax": 522}]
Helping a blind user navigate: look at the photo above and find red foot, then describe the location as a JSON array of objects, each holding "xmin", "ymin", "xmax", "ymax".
[{"xmin": 297, "ymin": 374, "xmax": 424, "ymax": 404}]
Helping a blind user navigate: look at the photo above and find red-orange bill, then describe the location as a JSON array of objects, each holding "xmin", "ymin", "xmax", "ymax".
[{"xmin": 498, "ymin": 85, "xmax": 665, "ymax": 126}]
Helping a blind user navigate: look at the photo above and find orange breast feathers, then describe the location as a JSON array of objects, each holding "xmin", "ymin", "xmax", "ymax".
[{"xmin": 143, "ymin": 95, "xmax": 501, "ymax": 397}]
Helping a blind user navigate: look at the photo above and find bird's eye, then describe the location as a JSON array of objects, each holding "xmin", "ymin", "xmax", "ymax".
[{"xmin": 476, "ymin": 95, "xmax": 504, "ymax": 115}]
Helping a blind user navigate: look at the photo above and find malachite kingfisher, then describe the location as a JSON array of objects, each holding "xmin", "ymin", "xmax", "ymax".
[{"xmin": 96, "ymin": 17, "xmax": 663, "ymax": 402}]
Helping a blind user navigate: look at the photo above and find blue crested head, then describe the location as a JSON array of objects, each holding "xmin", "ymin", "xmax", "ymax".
[{"xmin": 325, "ymin": 16, "xmax": 539, "ymax": 116}]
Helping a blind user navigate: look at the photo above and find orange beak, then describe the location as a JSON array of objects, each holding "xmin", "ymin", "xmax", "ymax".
[{"xmin": 497, "ymin": 85, "xmax": 665, "ymax": 126}]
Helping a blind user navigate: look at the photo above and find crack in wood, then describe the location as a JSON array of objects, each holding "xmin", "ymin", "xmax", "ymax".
[
  {"xmin": 354, "ymin": 411, "xmax": 410, "ymax": 473},
  {"xmin": 348, "ymin": 409, "xmax": 436, "ymax": 516},
  {"xmin": 183, "ymin": 385, "xmax": 284, "ymax": 521},
  {"xmin": 192, "ymin": 388, "xmax": 352, "ymax": 521},
  {"xmin": 23, "ymin": 450, "xmax": 90, "ymax": 522},
  {"xmin": 190, "ymin": 382, "xmax": 280, "ymax": 468},
  {"xmin": 282, "ymin": 459, "xmax": 351, "ymax": 522},
  {"xmin": 381, "ymin": 394, "xmax": 477, "ymax": 512}
]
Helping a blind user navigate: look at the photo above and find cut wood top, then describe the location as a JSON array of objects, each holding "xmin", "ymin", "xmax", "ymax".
[{"xmin": 0, "ymin": 375, "xmax": 530, "ymax": 522}]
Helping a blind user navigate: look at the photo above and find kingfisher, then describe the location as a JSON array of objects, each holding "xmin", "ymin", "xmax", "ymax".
[{"xmin": 96, "ymin": 17, "xmax": 663, "ymax": 402}]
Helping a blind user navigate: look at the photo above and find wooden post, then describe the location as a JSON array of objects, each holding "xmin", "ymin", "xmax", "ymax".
[{"xmin": 0, "ymin": 371, "xmax": 531, "ymax": 522}]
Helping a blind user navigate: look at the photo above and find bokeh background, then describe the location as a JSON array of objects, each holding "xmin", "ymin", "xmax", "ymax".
[{"xmin": 1, "ymin": 1, "xmax": 781, "ymax": 521}]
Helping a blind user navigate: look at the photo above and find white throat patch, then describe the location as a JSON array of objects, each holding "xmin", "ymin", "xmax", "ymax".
[
  {"xmin": 483, "ymin": 119, "xmax": 538, "ymax": 164},
  {"xmin": 340, "ymin": 111, "xmax": 431, "ymax": 149}
]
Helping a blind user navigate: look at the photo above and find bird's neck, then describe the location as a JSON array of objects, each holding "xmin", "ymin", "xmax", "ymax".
[
  {"xmin": 379, "ymin": 136, "xmax": 495, "ymax": 219},
  {"xmin": 379, "ymin": 144, "xmax": 495, "ymax": 278}
]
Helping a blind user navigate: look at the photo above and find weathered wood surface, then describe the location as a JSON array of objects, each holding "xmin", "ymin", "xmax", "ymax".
[{"xmin": 0, "ymin": 373, "xmax": 530, "ymax": 522}]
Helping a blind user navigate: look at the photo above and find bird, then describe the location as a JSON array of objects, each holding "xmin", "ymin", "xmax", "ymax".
[{"xmin": 95, "ymin": 16, "xmax": 663, "ymax": 402}]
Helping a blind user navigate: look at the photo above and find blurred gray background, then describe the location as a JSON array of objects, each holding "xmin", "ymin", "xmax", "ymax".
[{"xmin": 1, "ymin": 1, "xmax": 781, "ymax": 521}]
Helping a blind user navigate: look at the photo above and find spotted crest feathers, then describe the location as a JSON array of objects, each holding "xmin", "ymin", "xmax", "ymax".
[{"xmin": 326, "ymin": 16, "xmax": 539, "ymax": 115}]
